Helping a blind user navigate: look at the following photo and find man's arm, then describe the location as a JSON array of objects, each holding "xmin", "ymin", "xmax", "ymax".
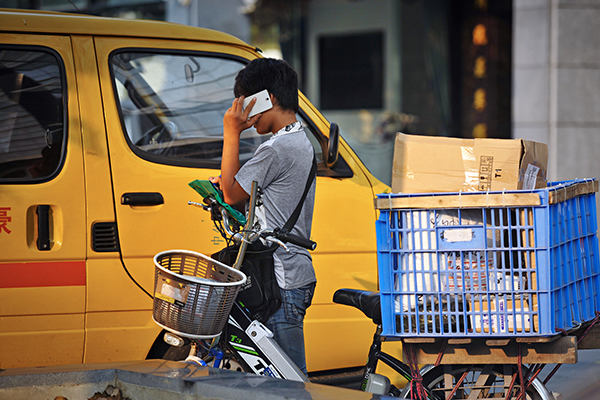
[{"xmin": 214, "ymin": 96, "xmax": 260, "ymax": 205}]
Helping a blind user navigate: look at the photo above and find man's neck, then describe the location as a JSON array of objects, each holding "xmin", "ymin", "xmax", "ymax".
[{"xmin": 270, "ymin": 112, "xmax": 298, "ymax": 134}]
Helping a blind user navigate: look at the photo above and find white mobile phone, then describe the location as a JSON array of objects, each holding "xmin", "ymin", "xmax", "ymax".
[{"xmin": 243, "ymin": 89, "xmax": 273, "ymax": 117}]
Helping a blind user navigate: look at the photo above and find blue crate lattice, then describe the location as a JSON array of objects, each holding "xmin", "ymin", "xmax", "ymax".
[{"xmin": 376, "ymin": 179, "xmax": 600, "ymax": 337}]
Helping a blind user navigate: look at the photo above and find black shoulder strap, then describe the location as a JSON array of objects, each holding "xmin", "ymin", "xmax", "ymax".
[{"xmin": 282, "ymin": 153, "xmax": 317, "ymax": 233}]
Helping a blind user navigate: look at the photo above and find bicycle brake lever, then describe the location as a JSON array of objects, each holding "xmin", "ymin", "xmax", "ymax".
[
  {"xmin": 265, "ymin": 237, "xmax": 289, "ymax": 252},
  {"xmin": 188, "ymin": 200, "xmax": 210, "ymax": 211}
]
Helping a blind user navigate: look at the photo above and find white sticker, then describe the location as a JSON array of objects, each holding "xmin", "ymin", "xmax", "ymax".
[
  {"xmin": 442, "ymin": 228, "xmax": 474, "ymax": 242},
  {"xmin": 155, "ymin": 271, "xmax": 190, "ymax": 307},
  {"xmin": 522, "ymin": 164, "xmax": 540, "ymax": 190}
]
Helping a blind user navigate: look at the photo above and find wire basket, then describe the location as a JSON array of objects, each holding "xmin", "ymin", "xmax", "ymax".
[{"xmin": 152, "ymin": 250, "xmax": 246, "ymax": 339}]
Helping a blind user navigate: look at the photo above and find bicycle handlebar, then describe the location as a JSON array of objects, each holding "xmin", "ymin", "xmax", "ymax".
[{"xmin": 272, "ymin": 230, "xmax": 317, "ymax": 251}]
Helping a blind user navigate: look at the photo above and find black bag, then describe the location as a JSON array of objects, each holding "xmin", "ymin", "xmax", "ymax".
[
  {"xmin": 213, "ymin": 154, "xmax": 317, "ymax": 322},
  {"xmin": 213, "ymin": 241, "xmax": 281, "ymax": 322}
]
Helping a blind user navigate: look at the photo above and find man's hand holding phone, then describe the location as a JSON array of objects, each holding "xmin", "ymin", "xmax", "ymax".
[
  {"xmin": 242, "ymin": 89, "xmax": 273, "ymax": 117},
  {"xmin": 223, "ymin": 90, "xmax": 272, "ymax": 137},
  {"xmin": 223, "ymin": 96, "xmax": 257, "ymax": 136}
]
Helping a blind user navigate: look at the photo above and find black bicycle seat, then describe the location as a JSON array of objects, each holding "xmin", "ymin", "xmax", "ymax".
[{"xmin": 333, "ymin": 289, "xmax": 381, "ymax": 325}]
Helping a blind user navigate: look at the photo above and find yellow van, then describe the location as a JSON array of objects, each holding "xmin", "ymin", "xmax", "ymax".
[{"xmin": 0, "ymin": 8, "xmax": 388, "ymax": 373}]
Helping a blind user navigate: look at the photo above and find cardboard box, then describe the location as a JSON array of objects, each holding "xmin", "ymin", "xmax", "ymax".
[
  {"xmin": 392, "ymin": 133, "xmax": 548, "ymax": 193},
  {"xmin": 470, "ymin": 294, "xmax": 538, "ymax": 334}
]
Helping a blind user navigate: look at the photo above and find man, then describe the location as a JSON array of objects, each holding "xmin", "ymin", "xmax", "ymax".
[{"xmin": 210, "ymin": 58, "xmax": 316, "ymax": 375}]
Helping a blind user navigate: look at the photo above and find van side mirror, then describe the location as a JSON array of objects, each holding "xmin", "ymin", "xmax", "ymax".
[{"xmin": 327, "ymin": 122, "xmax": 339, "ymax": 168}]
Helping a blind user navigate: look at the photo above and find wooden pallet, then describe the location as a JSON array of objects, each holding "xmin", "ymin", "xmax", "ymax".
[
  {"xmin": 401, "ymin": 336, "xmax": 577, "ymax": 365},
  {"xmin": 398, "ymin": 321, "xmax": 600, "ymax": 365}
]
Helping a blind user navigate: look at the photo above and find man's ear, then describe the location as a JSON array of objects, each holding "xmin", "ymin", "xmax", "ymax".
[{"xmin": 270, "ymin": 93, "xmax": 279, "ymax": 108}]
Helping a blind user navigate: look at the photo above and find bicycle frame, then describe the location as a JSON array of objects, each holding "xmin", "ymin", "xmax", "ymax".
[
  {"xmin": 222, "ymin": 302, "xmax": 308, "ymax": 381},
  {"xmin": 362, "ymin": 326, "xmax": 412, "ymax": 389}
]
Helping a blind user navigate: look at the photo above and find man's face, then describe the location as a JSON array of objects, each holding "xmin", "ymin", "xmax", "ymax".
[{"xmin": 252, "ymin": 103, "xmax": 277, "ymax": 135}]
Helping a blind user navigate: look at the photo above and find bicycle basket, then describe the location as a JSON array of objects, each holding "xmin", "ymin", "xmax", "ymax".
[{"xmin": 152, "ymin": 250, "xmax": 246, "ymax": 339}]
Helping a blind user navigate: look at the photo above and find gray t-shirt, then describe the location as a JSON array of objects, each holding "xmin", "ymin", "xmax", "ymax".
[{"xmin": 235, "ymin": 122, "xmax": 316, "ymax": 289}]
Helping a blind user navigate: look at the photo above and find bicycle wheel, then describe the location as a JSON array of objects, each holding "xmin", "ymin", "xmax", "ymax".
[{"xmin": 403, "ymin": 364, "xmax": 553, "ymax": 400}]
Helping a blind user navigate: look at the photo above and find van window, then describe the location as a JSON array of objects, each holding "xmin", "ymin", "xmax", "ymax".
[
  {"xmin": 0, "ymin": 47, "xmax": 65, "ymax": 181},
  {"xmin": 111, "ymin": 52, "xmax": 268, "ymax": 169},
  {"xmin": 110, "ymin": 51, "xmax": 326, "ymax": 169}
]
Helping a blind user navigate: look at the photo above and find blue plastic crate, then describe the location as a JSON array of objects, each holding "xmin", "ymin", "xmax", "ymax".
[{"xmin": 375, "ymin": 179, "xmax": 600, "ymax": 337}]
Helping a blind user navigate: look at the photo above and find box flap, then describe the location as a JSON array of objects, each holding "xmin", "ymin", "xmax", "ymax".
[{"xmin": 518, "ymin": 140, "xmax": 548, "ymax": 189}]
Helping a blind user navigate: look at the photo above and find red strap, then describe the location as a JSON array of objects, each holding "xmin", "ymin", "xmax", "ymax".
[
  {"xmin": 445, "ymin": 367, "xmax": 472, "ymax": 400},
  {"xmin": 434, "ymin": 339, "xmax": 447, "ymax": 367},
  {"xmin": 403, "ymin": 342, "xmax": 428, "ymax": 400},
  {"xmin": 518, "ymin": 344, "xmax": 526, "ymax": 400},
  {"xmin": 505, "ymin": 372, "xmax": 517, "ymax": 400}
]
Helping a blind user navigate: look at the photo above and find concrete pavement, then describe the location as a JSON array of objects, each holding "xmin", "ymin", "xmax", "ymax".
[{"xmin": 0, "ymin": 359, "xmax": 383, "ymax": 400}]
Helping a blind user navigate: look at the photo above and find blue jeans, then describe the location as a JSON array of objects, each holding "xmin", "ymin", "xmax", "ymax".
[{"xmin": 264, "ymin": 283, "xmax": 315, "ymax": 376}]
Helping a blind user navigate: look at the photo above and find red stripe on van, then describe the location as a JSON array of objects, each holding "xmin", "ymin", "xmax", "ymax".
[{"xmin": 0, "ymin": 261, "xmax": 85, "ymax": 288}]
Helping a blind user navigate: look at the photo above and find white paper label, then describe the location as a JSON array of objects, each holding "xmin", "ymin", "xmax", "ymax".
[{"xmin": 443, "ymin": 228, "xmax": 474, "ymax": 242}]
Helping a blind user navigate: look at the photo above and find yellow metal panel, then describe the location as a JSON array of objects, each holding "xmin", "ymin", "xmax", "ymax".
[
  {"xmin": 0, "ymin": 286, "xmax": 85, "ymax": 316},
  {"xmin": 0, "ymin": 314, "xmax": 84, "ymax": 368},
  {"xmin": 305, "ymin": 304, "xmax": 374, "ymax": 371},
  {"xmin": 86, "ymin": 258, "xmax": 153, "ymax": 312},
  {"xmin": 311, "ymin": 178, "xmax": 378, "ymax": 254},
  {"xmin": 84, "ymin": 311, "xmax": 161, "ymax": 363},
  {"xmin": 0, "ymin": 313, "xmax": 84, "ymax": 333},
  {"xmin": 93, "ymin": 36, "xmax": 257, "ymax": 259},
  {"xmin": 305, "ymin": 299, "xmax": 405, "ymax": 379},
  {"xmin": 311, "ymin": 253, "xmax": 377, "ymax": 305},
  {"xmin": 306, "ymin": 272, "xmax": 375, "ymax": 370}
]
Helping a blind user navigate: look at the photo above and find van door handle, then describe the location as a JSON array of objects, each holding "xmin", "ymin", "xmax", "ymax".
[
  {"xmin": 121, "ymin": 192, "xmax": 164, "ymax": 206},
  {"xmin": 36, "ymin": 205, "xmax": 51, "ymax": 251}
]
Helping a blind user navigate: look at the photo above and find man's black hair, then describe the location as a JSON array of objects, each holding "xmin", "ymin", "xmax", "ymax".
[{"xmin": 234, "ymin": 58, "xmax": 299, "ymax": 114}]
